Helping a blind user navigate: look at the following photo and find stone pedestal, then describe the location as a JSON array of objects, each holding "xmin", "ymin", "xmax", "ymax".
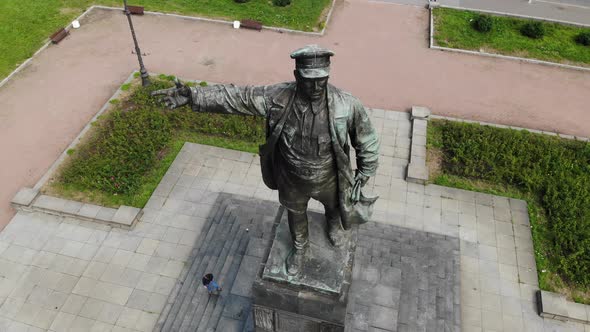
[{"xmin": 252, "ymin": 209, "xmax": 354, "ymax": 331}]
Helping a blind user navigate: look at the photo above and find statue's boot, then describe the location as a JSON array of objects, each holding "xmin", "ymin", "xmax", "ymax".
[
  {"xmin": 327, "ymin": 217, "xmax": 347, "ymax": 248},
  {"xmin": 286, "ymin": 247, "xmax": 306, "ymax": 276}
]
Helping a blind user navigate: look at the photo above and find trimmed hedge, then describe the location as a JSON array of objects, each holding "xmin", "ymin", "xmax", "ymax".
[
  {"xmin": 575, "ymin": 31, "xmax": 590, "ymax": 46},
  {"xmin": 61, "ymin": 108, "xmax": 171, "ymax": 195},
  {"xmin": 521, "ymin": 21, "xmax": 545, "ymax": 39},
  {"xmin": 473, "ymin": 14, "xmax": 493, "ymax": 33},
  {"xmin": 273, "ymin": 0, "xmax": 291, "ymax": 6},
  {"xmin": 433, "ymin": 120, "xmax": 590, "ymax": 286}
]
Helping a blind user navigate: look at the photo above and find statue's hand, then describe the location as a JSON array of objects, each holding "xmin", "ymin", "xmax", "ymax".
[
  {"xmin": 151, "ymin": 78, "xmax": 191, "ymax": 109},
  {"xmin": 351, "ymin": 171, "xmax": 370, "ymax": 204}
]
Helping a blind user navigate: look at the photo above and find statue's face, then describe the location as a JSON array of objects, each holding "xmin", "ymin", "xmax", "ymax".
[{"xmin": 295, "ymin": 71, "xmax": 329, "ymax": 102}]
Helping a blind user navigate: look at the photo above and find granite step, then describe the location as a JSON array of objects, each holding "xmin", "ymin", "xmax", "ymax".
[
  {"xmin": 167, "ymin": 199, "xmax": 260, "ymax": 331},
  {"xmin": 191, "ymin": 205, "xmax": 264, "ymax": 332},
  {"xmin": 157, "ymin": 201, "xmax": 226, "ymax": 331},
  {"xmin": 157, "ymin": 196, "xmax": 281, "ymax": 332},
  {"xmin": 173, "ymin": 211, "xmax": 240, "ymax": 331},
  {"xmin": 195, "ymin": 228, "xmax": 249, "ymax": 332},
  {"xmin": 161, "ymin": 200, "xmax": 238, "ymax": 331},
  {"xmin": 200, "ymin": 228, "xmax": 251, "ymax": 332},
  {"xmin": 191, "ymin": 207, "xmax": 260, "ymax": 331},
  {"xmin": 178, "ymin": 214, "xmax": 242, "ymax": 331}
]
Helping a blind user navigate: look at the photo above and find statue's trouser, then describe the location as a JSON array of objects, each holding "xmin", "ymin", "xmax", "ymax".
[{"xmin": 278, "ymin": 171, "xmax": 341, "ymax": 250}]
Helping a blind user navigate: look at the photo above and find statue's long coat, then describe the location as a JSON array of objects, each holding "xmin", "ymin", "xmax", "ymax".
[{"xmin": 191, "ymin": 82, "xmax": 380, "ymax": 228}]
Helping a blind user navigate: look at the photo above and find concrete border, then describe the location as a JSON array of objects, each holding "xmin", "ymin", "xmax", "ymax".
[
  {"xmin": 537, "ymin": 290, "xmax": 590, "ymax": 324},
  {"xmin": 10, "ymin": 188, "xmax": 141, "ymax": 229},
  {"xmin": 406, "ymin": 106, "xmax": 431, "ymax": 184},
  {"xmin": 430, "ymin": 114, "xmax": 590, "ymax": 142},
  {"xmin": 0, "ymin": 0, "xmax": 336, "ymax": 90},
  {"xmin": 428, "ymin": 4, "xmax": 590, "ymax": 73}
]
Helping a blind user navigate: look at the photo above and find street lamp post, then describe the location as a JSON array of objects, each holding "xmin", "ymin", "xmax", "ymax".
[{"xmin": 124, "ymin": 0, "xmax": 150, "ymax": 86}]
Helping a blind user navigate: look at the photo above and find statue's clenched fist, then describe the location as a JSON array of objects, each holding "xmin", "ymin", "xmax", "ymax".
[{"xmin": 151, "ymin": 78, "xmax": 191, "ymax": 109}]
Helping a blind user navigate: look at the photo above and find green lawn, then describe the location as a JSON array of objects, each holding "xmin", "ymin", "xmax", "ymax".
[
  {"xmin": 428, "ymin": 119, "xmax": 590, "ymax": 304},
  {"xmin": 45, "ymin": 76, "xmax": 265, "ymax": 208},
  {"xmin": 432, "ymin": 7, "xmax": 590, "ymax": 67},
  {"xmin": 0, "ymin": 0, "xmax": 331, "ymax": 80}
]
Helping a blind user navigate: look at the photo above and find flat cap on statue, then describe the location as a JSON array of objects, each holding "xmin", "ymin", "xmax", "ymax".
[{"xmin": 290, "ymin": 45, "xmax": 335, "ymax": 79}]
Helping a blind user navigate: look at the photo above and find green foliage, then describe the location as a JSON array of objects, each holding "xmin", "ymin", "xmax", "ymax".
[
  {"xmin": 61, "ymin": 107, "xmax": 172, "ymax": 195},
  {"xmin": 473, "ymin": 14, "xmax": 493, "ymax": 33},
  {"xmin": 109, "ymin": 99, "xmax": 120, "ymax": 105},
  {"xmin": 55, "ymin": 77, "xmax": 265, "ymax": 206},
  {"xmin": 234, "ymin": 0, "xmax": 250, "ymax": 3},
  {"xmin": 66, "ymin": 149, "xmax": 75, "ymax": 155},
  {"xmin": 199, "ymin": 81, "xmax": 208, "ymax": 87},
  {"xmin": 158, "ymin": 74, "xmax": 176, "ymax": 81},
  {"xmin": 432, "ymin": 120, "xmax": 590, "ymax": 286},
  {"xmin": 133, "ymin": 72, "xmax": 141, "ymax": 78},
  {"xmin": 120, "ymin": 83, "xmax": 131, "ymax": 91},
  {"xmin": 521, "ymin": 21, "xmax": 545, "ymax": 39},
  {"xmin": 575, "ymin": 31, "xmax": 590, "ymax": 46},
  {"xmin": 273, "ymin": 0, "xmax": 292, "ymax": 7},
  {"xmin": 433, "ymin": 8, "xmax": 590, "ymax": 66}
]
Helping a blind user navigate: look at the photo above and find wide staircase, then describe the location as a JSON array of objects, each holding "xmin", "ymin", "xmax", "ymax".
[{"xmin": 154, "ymin": 195, "xmax": 280, "ymax": 332}]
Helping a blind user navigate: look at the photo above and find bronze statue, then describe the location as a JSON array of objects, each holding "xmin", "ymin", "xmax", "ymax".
[{"xmin": 153, "ymin": 45, "xmax": 379, "ymax": 276}]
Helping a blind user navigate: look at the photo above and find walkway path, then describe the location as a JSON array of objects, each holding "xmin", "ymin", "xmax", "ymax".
[
  {"xmin": 0, "ymin": 111, "xmax": 586, "ymax": 331},
  {"xmin": 439, "ymin": 0, "xmax": 590, "ymax": 25},
  {"xmin": 0, "ymin": 1, "xmax": 589, "ymax": 230},
  {"xmin": 375, "ymin": 0, "xmax": 590, "ymax": 25}
]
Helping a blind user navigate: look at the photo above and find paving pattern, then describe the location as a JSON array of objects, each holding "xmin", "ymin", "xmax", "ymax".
[
  {"xmin": 0, "ymin": 110, "xmax": 587, "ymax": 331},
  {"xmin": 347, "ymin": 222, "xmax": 460, "ymax": 331}
]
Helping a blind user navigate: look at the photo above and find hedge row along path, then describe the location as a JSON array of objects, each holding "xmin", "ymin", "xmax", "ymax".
[{"xmin": 0, "ymin": 1, "xmax": 589, "ymax": 230}]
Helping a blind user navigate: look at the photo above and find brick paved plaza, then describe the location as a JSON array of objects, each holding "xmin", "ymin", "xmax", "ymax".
[{"xmin": 0, "ymin": 110, "xmax": 587, "ymax": 331}]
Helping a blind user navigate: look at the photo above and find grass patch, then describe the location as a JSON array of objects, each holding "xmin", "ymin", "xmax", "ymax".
[
  {"xmin": 0, "ymin": 0, "xmax": 332, "ymax": 81},
  {"xmin": 45, "ymin": 77, "xmax": 265, "ymax": 208},
  {"xmin": 432, "ymin": 7, "xmax": 590, "ymax": 66},
  {"xmin": 427, "ymin": 120, "xmax": 590, "ymax": 304}
]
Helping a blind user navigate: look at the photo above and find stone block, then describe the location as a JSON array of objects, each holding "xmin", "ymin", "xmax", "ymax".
[
  {"xmin": 406, "ymin": 163, "xmax": 428, "ymax": 184},
  {"xmin": 231, "ymin": 255, "xmax": 260, "ymax": 298},
  {"xmin": 112, "ymin": 206, "xmax": 141, "ymax": 227},
  {"xmin": 411, "ymin": 106, "xmax": 431, "ymax": 121},
  {"xmin": 222, "ymin": 294, "xmax": 252, "ymax": 321},
  {"xmin": 537, "ymin": 290, "xmax": 568, "ymax": 321},
  {"xmin": 96, "ymin": 207, "xmax": 117, "ymax": 222},
  {"xmin": 78, "ymin": 204, "xmax": 102, "ymax": 219},
  {"xmin": 11, "ymin": 187, "xmax": 39, "ymax": 207},
  {"xmin": 33, "ymin": 195, "xmax": 67, "ymax": 212},
  {"xmin": 567, "ymin": 301, "xmax": 589, "ymax": 323}
]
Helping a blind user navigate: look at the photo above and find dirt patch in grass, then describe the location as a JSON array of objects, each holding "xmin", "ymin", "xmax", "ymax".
[{"xmin": 427, "ymin": 146, "xmax": 443, "ymax": 180}]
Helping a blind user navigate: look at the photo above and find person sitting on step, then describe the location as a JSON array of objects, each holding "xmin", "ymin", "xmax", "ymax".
[{"xmin": 202, "ymin": 273, "xmax": 222, "ymax": 295}]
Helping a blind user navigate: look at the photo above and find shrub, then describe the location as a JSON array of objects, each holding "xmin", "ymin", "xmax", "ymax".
[
  {"xmin": 575, "ymin": 31, "xmax": 590, "ymax": 46},
  {"xmin": 473, "ymin": 14, "xmax": 493, "ymax": 33},
  {"xmin": 521, "ymin": 21, "xmax": 545, "ymax": 39},
  {"xmin": 61, "ymin": 107, "xmax": 172, "ymax": 195},
  {"xmin": 273, "ymin": 0, "xmax": 291, "ymax": 7},
  {"xmin": 433, "ymin": 120, "xmax": 590, "ymax": 286},
  {"xmin": 234, "ymin": 0, "xmax": 250, "ymax": 3}
]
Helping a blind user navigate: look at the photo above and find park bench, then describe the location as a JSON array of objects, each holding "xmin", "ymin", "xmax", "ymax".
[
  {"xmin": 49, "ymin": 28, "xmax": 69, "ymax": 44},
  {"xmin": 127, "ymin": 5, "xmax": 144, "ymax": 15},
  {"xmin": 240, "ymin": 19, "xmax": 263, "ymax": 31}
]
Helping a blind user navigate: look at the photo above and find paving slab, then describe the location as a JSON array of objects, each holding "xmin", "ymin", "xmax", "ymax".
[{"xmin": 0, "ymin": 112, "xmax": 587, "ymax": 331}]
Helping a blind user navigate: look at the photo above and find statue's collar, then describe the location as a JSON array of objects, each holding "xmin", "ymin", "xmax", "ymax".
[{"xmin": 271, "ymin": 82, "xmax": 334, "ymax": 109}]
